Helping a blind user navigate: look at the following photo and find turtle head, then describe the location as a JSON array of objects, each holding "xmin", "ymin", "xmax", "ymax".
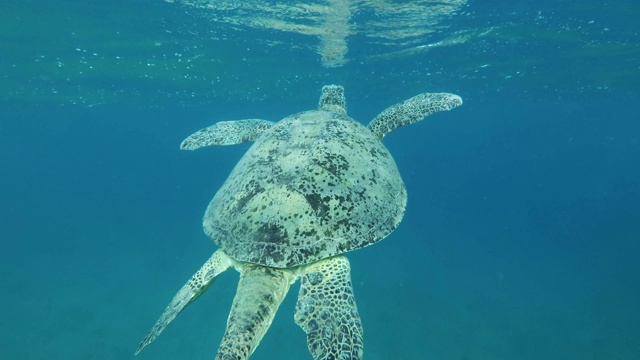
[{"xmin": 318, "ymin": 84, "xmax": 347, "ymax": 115}]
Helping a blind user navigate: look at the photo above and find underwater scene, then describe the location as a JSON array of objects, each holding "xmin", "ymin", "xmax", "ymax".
[{"xmin": 1, "ymin": 0, "xmax": 639, "ymax": 359}]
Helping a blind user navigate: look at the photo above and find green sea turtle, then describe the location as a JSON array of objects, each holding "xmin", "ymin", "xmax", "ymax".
[{"xmin": 135, "ymin": 85, "xmax": 462, "ymax": 359}]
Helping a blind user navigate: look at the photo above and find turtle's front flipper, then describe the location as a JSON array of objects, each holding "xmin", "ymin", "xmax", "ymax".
[
  {"xmin": 135, "ymin": 250, "xmax": 231, "ymax": 355},
  {"xmin": 295, "ymin": 255, "xmax": 364, "ymax": 360},
  {"xmin": 367, "ymin": 92, "xmax": 463, "ymax": 139},
  {"xmin": 216, "ymin": 264, "xmax": 294, "ymax": 360},
  {"xmin": 180, "ymin": 119, "xmax": 275, "ymax": 150}
]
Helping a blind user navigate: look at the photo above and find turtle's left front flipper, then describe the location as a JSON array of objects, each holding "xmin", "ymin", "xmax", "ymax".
[
  {"xmin": 180, "ymin": 119, "xmax": 275, "ymax": 150},
  {"xmin": 295, "ymin": 255, "xmax": 364, "ymax": 360},
  {"xmin": 367, "ymin": 92, "xmax": 463, "ymax": 140},
  {"xmin": 135, "ymin": 250, "xmax": 231, "ymax": 355}
]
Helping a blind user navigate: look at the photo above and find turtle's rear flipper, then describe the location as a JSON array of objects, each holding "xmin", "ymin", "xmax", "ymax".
[
  {"xmin": 216, "ymin": 264, "xmax": 293, "ymax": 359},
  {"xmin": 295, "ymin": 255, "xmax": 364, "ymax": 360},
  {"xmin": 135, "ymin": 250, "xmax": 231, "ymax": 355},
  {"xmin": 180, "ymin": 119, "xmax": 275, "ymax": 150}
]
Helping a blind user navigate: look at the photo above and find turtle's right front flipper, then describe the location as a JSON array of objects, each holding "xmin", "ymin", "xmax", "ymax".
[
  {"xmin": 180, "ymin": 119, "xmax": 275, "ymax": 150},
  {"xmin": 135, "ymin": 250, "xmax": 231, "ymax": 355},
  {"xmin": 367, "ymin": 92, "xmax": 462, "ymax": 140}
]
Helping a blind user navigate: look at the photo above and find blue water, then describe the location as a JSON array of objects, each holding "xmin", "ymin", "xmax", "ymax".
[{"xmin": 1, "ymin": 0, "xmax": 639, "ymax": 359}]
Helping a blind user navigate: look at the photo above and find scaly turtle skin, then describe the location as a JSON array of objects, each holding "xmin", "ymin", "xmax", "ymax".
[{"xmin": 136, "ymin": 85, "xmax": 462, "ymax": 360}]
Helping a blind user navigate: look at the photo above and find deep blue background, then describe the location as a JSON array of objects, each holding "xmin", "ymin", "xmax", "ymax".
[{"xmin": 1, "ymin": 0, "xmax": 639, "ymax": 359}]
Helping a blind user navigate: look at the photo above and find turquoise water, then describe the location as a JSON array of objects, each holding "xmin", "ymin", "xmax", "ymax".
[{"xmin": 1, "ymin": 0, "xmax": 639, "ymax": 359}]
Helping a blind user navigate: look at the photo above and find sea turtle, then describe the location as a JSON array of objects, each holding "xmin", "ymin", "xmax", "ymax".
[{"xmin": 135, "ymin": 85, "xmax": 462, "ymax": 359}]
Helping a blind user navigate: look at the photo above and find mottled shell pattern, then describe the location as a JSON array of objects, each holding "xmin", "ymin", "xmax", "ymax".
[{"xmin": 204, "ymin": 86, "xmax": 407, "ymax": 268}]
